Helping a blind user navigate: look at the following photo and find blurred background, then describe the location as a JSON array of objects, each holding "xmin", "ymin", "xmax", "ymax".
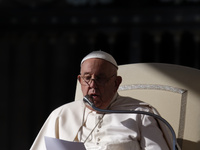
[{"xmin": 1, "ymin": 0, "xmax": 200, "ymax": 149}]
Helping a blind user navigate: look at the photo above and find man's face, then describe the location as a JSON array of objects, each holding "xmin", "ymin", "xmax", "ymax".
[{"xmin": 78, "ymin": 58, "xmax": 121, "ymax": 110}]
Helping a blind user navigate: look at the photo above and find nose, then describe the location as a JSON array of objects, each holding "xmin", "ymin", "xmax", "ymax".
[{"xmin": 89, "ymin": 79, "xmax": 98, "ymax": 88}]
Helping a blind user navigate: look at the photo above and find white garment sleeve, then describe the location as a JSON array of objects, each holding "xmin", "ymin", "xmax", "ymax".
[
  {"xmin": 30, "ymin": 109, "xmax": 60, "ymax": 150},
  {"xmin": 139, "ymin": 114, "xmax": 170, "ymax": 150}
]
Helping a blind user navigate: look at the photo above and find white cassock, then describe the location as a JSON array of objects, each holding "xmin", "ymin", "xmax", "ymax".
[{"xmin": 30, "ymin": 93, "xmax": 172, "ymax": 150}]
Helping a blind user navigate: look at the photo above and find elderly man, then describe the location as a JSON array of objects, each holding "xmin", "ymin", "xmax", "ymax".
[{"xmin": 30, "ymin": 51, "xmax": 171, "ymax": 150}]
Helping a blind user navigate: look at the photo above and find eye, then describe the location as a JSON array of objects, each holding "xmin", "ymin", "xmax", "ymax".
[
  {"xmin": 95, "ymin": 76, "xmax": 106, "ymax": 82},
  {"xmin": 84, "ymin": 75, "xmax": 91, "ymax": 81},
  {"xmin": 95, "ymin": 76, "xmax": 101, "ymax": 81}
]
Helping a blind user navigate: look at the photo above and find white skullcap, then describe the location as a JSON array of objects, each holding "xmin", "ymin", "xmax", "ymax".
[{"xmin": 81, "ymin": 51, "xmax": 118, "ymax": 69}]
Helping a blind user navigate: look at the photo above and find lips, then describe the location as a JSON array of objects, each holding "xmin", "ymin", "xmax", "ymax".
[
  {"xmin": 87, "ymin": 93, "xmax": 103, "ymax": 108},
  {"xmin": 91, "ymin": 94, "xmax": 98, "ymax": 99},
  {"xmin": 89, "ymin": 93, "xmax": 99, "ymax": 101}
]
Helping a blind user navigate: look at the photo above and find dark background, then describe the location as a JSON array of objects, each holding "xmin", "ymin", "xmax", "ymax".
[{"xmin": 1, "ymin": 0, "xmax": 200, "ymax": 149}]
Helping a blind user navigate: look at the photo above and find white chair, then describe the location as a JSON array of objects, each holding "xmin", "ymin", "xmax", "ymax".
[{"xmin": 75, "ymin": 63, "xmax": 200, "ymax": 150}]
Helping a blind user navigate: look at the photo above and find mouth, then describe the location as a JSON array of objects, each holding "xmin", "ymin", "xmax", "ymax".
[
  {"xmin": 86, "ymin": 93, "xmax": 103, "ymax": 108},
  {"xmin": 90, "ymin": 94, "xmax": 99, "ymax": 100}
]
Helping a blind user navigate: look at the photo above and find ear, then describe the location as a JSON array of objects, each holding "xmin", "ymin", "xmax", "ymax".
[
  {"xmin": 77, "ymin": 75, "xmax": 81, "ymax": 83},
  {"xmin": 114, "ymin": 76, "xmax": 122, "ymax": 91}
]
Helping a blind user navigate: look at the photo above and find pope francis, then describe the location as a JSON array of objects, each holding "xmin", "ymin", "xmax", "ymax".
[{"xmin": 30, "ymin": 51, "xmax": 172, "ymax": 150}]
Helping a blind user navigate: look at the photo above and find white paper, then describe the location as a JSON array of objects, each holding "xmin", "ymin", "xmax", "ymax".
[{"xmin": 45, "ymin": 136, "xmax": 86, "ymax": 150}]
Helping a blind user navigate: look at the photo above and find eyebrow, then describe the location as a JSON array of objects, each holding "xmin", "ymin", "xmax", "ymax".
[
  {"xmin": 81, "ymin": 72, "xmax": 107, "ymax": 77},
  {"xmin": 81, "ymin": 72, "xmax": 90, "ymax": 76}
]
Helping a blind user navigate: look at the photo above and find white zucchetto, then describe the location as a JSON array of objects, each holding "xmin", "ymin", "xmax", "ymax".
[{"xmin": 81, "ymin": 51, "xmax": 118, "ymax": 69}]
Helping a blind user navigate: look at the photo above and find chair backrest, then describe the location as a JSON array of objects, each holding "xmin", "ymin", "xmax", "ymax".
[{"xmin": 75, "ymin": 63, "xmax": 200, "ymax": 150}]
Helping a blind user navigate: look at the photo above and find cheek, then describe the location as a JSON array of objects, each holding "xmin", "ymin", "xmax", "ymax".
[
  {"xmin": 101, "ymin": 84, "xmax": 116, "ymax": 98},
  {"xmin": 81, "ymin": 86, "xmax": 89, "ymax": 96}
]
